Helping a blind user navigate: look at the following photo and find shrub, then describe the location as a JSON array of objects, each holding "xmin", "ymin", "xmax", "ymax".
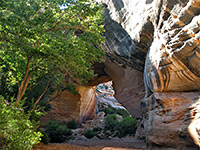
[
  {"xmin": 41, "ymin": 132, "xmax": 50, "ymax": 145},
  {"xmin": 45, "ymin": 120, "xmax": 73, "ymax": 143},
  {"xmin": 0, "ymin": 96, "xmax": 42, "ymax": 150},
  {"xmin": 84, "ymin": 130, "xmax": 98, "ymax": 139},
  {"xmin": 100, "ymin": 105, "xmax": 130, "ymax": 118},
  {"xmin": 116, "ymin": 108, "xmax": 130, "ymax": 118},
  {"xmin": 67, "ymin": 119, "xmax": 78, "ymax": 129},
  {"xmin": 104, "ymin": 114, "xmax": 138, "ymax": 138},
  {"xmin": 116, "ymin": 117, "xmax": 138, "ymax": 138},
  {"xmin": 104, "ymin": 85, "xmax": 108, "ymax": 90},
  {"xmin": 93, "ymin": 127, "xmax": 102, "ymax": 133},
  {"xmin": 104, "ymin": 114, "xmax": 119, "ymax": 132},
  {"xmin": 101, "ymin": 107, "xmax": 114, "ymax": 116}
]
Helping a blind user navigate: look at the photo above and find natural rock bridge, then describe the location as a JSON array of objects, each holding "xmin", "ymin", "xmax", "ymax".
[{"xmin": 42, "ymin": 0, "xmax": 200, "ymax": 149}]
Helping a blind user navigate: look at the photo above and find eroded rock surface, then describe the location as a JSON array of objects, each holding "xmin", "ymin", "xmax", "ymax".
[
  {"xmin": 41, "ymin": 86, "xmax": 96, "ymax": 125},
  {"xmin": 104, "ymin": 58, "xmax": 145, "ymax": 118},
  {"xmin": 98, "ymin": 0, "xmax": 200, "ymax": 149},
  {"xmin": 144, "ymin": 0, "xmax": 200, "ymax": 93},
  {"xmin": 42, "ymin": 0, "xmax": 200, "ymax": 148},
  {"xmin": 141, "ymin": 92, "xmax": 200, "ymax": 149}
]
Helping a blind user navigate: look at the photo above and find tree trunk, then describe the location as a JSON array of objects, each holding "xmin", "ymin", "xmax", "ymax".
[
  {"xmin": 32, "ymin": 81, "xmax": 50, "ymax": 110},
  {"xmin": 16, "ymin": 57, "xmax": 32, "ymax": 106}
]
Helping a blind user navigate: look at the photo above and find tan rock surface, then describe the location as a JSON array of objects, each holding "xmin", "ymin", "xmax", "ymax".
[
  {"xmin": 144, "ymin": 0, "xmax": 200, "ymax": 93},
  {"xmin": 33, "ymin": 143, "xmax": 142, "ymax": 150},
  {"xmin": 141, "ymin": 92, "xmax": 200, "ymax": 149},
  {"xmin": 100, "ymin": 0, "xmax": 200, "ymax": 148},
  {"xmin": 104, "ymin": 59, "xmax": 145, "ymax": 118},
  {"xmin": 78, "ymin": 86, "xmax": 97, "ymax": 123},
  {"xmin": 41, "ymin": 86, "xmax": 97, "ymax": 125},
  {"xmin": 40, "ymin": 90, "xmax": 81, "ymax": 126},
  {"xmin": 41, "ymin": 0, "xmax": 200, "ymax": 149}
]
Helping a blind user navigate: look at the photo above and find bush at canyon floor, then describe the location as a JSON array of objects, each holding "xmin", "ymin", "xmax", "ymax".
[
  {"xmin": 44, "ymin": 120, "xmax": 73, "ymax": 143},
  {"xmin": 104, "ymin": 114, "xmax": 137, "ymax": 138},
  {"xmin": 0, "ymin": 96, "xmax": 42, "ymax": 150}
]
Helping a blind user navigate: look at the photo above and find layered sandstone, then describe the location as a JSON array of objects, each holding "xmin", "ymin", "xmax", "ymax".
[
  {"xmin": 41, "ymin": 86, "xmax": 96, "ymax": 125},
  {"xmin": 98, "ymin": 0, "xmax": 200, "ymax": 149},
  {"xmin": 144, "ymin": 0, "xmax": 200, "ymax": 93},
  {"xmin": 42, "ymin": 0, "xmax": 200, "ymax": 148},
  {"xmin": 141, "ymin": 92, "xmax": 200, "ymax": 149}
]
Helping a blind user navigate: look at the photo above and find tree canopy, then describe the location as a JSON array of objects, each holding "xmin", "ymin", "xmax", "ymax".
[{"xmin": 0, "ymin": 0, "xmax": 105, "ymax": 105}]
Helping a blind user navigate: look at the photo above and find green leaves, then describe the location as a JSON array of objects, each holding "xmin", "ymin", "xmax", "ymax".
[
  {"xmin": 0, "ymin": 96, "xmax": 42, "ymax": 150},
  {"xmin": 0, "ymin": 0, "xmax": 105, "ymax": 103}
]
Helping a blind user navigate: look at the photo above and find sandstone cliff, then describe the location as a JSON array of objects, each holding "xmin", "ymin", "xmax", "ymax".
[
  {"xmin": 41, "ymin": 86, "xmax": 97, "ymax": 125},
  {"xmin": 98, "ymin": 0, "xmax": 200, "ymax": 149},
  {"xmin": 42, "ymin": 0, "xmax": 200, "ymax": 149}
]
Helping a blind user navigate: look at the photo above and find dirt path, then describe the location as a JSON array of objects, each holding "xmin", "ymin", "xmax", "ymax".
[
  {"xmin": 68, "ymin": 138, "xmax": 145, "ymax": 149},
  {"xmin": 33, "ymin": 144, "xmax": 143, "ymax": 150},
  {"xmin": 33, "ymin": 139, "xmax": 146, "ymax": 150}
]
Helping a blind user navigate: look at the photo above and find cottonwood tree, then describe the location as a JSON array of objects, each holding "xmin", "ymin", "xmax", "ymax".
[{"xmin": 0, "ymin": 0, "xmax": 105, "ymax": 106}]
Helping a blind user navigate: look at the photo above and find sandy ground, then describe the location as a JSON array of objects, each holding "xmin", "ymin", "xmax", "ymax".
[{"xmin": 33, "ymin": 138, "xmax": 146, "ymax": 150}]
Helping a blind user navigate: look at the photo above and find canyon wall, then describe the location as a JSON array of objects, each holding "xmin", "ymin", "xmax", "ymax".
[
  {"xmin": 41, "ymin": 86, "xmax": 97, "ymax": 125},
  {"xmin": 98, "ymin": 0, "xmax": 200, "ymax": 149},
  {"xmin": 42, "ymin": 0, "xmax": 200, "ymax": 148}
]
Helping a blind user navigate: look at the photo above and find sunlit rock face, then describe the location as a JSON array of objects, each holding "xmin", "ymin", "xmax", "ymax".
[
  {"xmin": 99, "ymin": 0, "xmax": 154, "ymax": 72},
  {"xmin": 96, "ymin": 0, "xmax": 153, "ymax": 118},
  {"xmin": 42, "ymin": 0, "xmax": 200, "ymax": 148},
  {"xmin": 40, "ymin": 90, "xmax": 81, "ymax": 126},
  {"xmin": 142, "ymin": 0, "xmax": 200, "ymax": 149},
  {"xmin": 78, "ymin": 86, "xmax": 97, "ymax": 123},
  {"xmin": 98, "ymin": 0, "xmax": 200, "ymax": 149},
  {"xmin": 144, "ymin": 0, "xmax": 200, "ymax": 93},
  {"xmin": 41, "ymin": 86, "xmax": 96, "ymax": 125},
  {"xmin": 141, "ymin": 92, "xmax": 200, "ymax": 149}
]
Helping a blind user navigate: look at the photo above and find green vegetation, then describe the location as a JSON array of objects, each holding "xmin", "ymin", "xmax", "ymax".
[
  {"xmin": 67, "ymin": 119, "xmax": 78, "ymax": 129},
  {"xmin": 41, "ymin": 132, "xmax": 50, "ymax": 145},
  {"xmin": 65, "ymin": 83, "xmax": 79, "ymax": 95},
  {"xmin": 0, "ymin": 0, "xmax": 105, "ymax": 148},
  {"xmin": 93, "ymin": 127, "xmax": 103, "ymax": 133},
  {"xmin": 100, "ymin": 105, "xmax": 130, "ymax": 118},
  {"xmin": 104, "ymin": 114, "xmax": 119, "ymax": 132},
  {"xmin": 0, "ymin": 96, "xmax": 42, "ymax": 150},
  {"xmin": 116, "ymin": 117, "xmax": 138, "ymax": 138},
  {"xmin": 0, "ymin": 0, "xmax": 105, "ymax": 105},
  {"xmin": 116, "ymin": 108, "xmax": 130, "ymax": 118},
  {"xmin": 84, "ymin": 130, "xmax": 98, "ymax": 139},
  {"xmin": 104, "ymin": 114, "xmax": 138, "ymax": 138},
  {"xmin": 44, "ymin": 120, "xmax": 73, "ymax": 143}
]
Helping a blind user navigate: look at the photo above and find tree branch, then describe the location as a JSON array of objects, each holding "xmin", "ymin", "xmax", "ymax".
[
  {"xmin": 16, "ymin": 57, "xmax": 32, "ymax": 106},
  {"xmin": 31, "ymin": 72, "xmax": 53, "ymax": 111}
]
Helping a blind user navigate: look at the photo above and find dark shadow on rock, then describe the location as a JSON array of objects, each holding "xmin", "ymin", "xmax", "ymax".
[{"xmin": 102, "ymin": 3, "xmax": 154, "ymax": 72}]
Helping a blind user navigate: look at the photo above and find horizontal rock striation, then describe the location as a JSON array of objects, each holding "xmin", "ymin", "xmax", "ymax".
[
  {"xmin": 99, "ymin": 0, "xmax": 200, "ymax": 149},
  {"xmin": 99, "ymin": 0, "xmax": 154, "ymax": 72},
  {"xmin": 42, "ymin": 0, "xmax": 200, "ymax": 148},
  {"xmin": 141, "ymin": 0, "xmax": 200, "ymax": 148},
  {"xmin": 141, "ymin": 92, "xmax": 200, "ymax": 149},
  {"xmin": 144, "ymin": 0, "xmax": 200, "ymax": 93}
]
